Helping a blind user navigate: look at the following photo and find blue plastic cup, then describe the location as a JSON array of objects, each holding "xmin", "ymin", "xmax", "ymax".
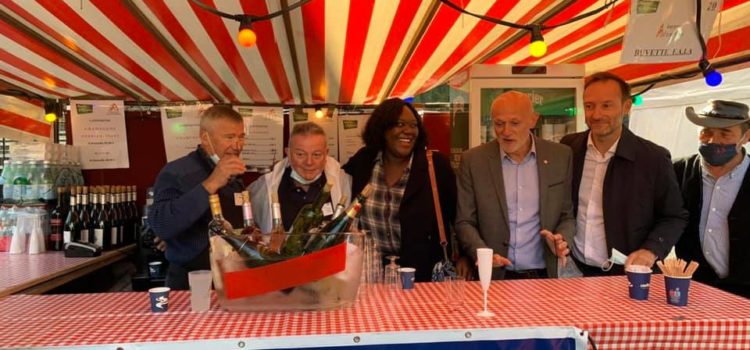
[
  {"xmin": 664, "ymin": 276, "xmax": 691, "ymax": 306},
  {"xmin": 149, "ymin": 287, "xmax": 171, "ymax": 312},
  {"xmin": 148, "ymin": 261, "xmax": 163, "ymax": 278},
  {"xmin": 399, "ymin": 267, "xmax": 416, "ymax": 290},
  {"xmin": 626, "ymin": 265, "xmax": 652, "ymax": 300}
]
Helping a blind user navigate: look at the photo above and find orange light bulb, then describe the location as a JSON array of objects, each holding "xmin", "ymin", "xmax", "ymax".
[{"xmin": 237, "ymin": 28, "xmax": 257, "ymax": 47}]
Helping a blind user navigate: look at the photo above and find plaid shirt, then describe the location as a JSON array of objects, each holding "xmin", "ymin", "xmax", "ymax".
[{"xmin": 359, "ymin": 152, "xmax": 412, "ymax": 257}]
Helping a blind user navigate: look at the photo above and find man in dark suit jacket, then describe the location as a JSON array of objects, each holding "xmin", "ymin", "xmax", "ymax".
[
  {"xmin": 456, "ymin": 91, "xmax": 573, "ymax": 280},
  {"xmin": 673, "ymin": 100, "xmax": 750, "ymax": 298},
  {"xmin": 560, "ymin": 72, "xmax": 687, "ymax": 276}
]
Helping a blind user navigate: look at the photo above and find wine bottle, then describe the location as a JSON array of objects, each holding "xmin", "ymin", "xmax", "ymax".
[
  {"xmin": 63, "ymin": 186, "xmax": 80, "ymax": 245},
  {"xmin": 208, "ymin": 193, "xmax": 234, "ymax": 237},
  {"xmin": 129, "ymin": 185, "xmax": 140, "ymax": 244},
  {"xmin": 78, "ymin": 186, "xmax": 91, "ymax": 243},
  {"xmin": 284, "ymin": 183, "xmax": 333, "ymax": 256},
  {"xmin": 268, "ymin": 194, "xmax": 285, "ymax": 253},
  {"xmin": 49, "ymin": 187, "xmax": 66, "ymax": 251},
  {"xmin": 114, "ymin": 186, "xmax": 125, "ymax": 246},
  {"xmin": 331, "ymin": 194, "xmax": 348, "ymax": 220},
  {"xmin": 306, "ymin": 184, "xmax": 373, "ymax": 252},
  {"xmin": 239, "ymin": 190, "xmax": 261, "ymax": 241},
  {"xmin": 106, "ymin": 186, "xmax": 120, "ymax": 248},
  {"xmin": 208, "ymin": 194, "xmax": 285, "ymax": 267},
  {"xmin": 95, "ymin": 189, "xmax": 112, "ymax": 250}
]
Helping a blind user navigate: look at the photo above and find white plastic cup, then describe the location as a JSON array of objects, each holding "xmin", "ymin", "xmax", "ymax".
[{"xmin": 188, "ymin": 270, "xmax": 212, "ymax": 312}]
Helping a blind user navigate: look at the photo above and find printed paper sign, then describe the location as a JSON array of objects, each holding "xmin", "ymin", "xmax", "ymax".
[
  {"xmin": 69, "ymin": 100, "xmax": 129, "ymax": 169},
  {"xmin": 621, "ymin": 0, "xmax": 723, "ymax": 63},
  {"xmin": 235, "ymin": 106, "xmax": 284, "ymax": 172}
]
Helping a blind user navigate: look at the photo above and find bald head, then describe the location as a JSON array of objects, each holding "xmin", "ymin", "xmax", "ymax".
[
  {"xmin": 490, "ymin": 91, "xmax": 539, "ymax": 162},
  {"xmin": 491, "ymin": 91, "xmax": 536, "ymax": 121}
]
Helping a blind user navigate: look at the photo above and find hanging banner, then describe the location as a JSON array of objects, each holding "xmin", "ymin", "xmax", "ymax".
[
  {"xmin": 234, "ymin": 106, "xmax": 284, "ymax": 172},
  {"xmin": 0, "ymin": 95, "xmax": 51, "ymax": 141},
  {"xmin": 290, "ymin": 108, "xmax": 339, "ymax": 161},
  {"xmin": 69, "ymin": 100, "xmax": 129, "ymax": 169},
  {"xmin": 620, "ymin": 0, "xmax": 723, "ymax": 63},
  {"xmin": 337, "ymin": 114, "xmax": 368, "ymax": 166},
  {"xmin": 160, "ymin": 103, "xmax": 212, "ymax": 162}
]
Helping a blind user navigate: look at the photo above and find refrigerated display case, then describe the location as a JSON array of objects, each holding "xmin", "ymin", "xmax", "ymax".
[{"xmin": 462, "ymin": 64, "xmax": 585, "ymax": 149}]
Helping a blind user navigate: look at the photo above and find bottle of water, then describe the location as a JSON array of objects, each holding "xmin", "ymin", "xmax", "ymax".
[
  {"xmin": 39, "ymin": 161, "xmax": 55, "ymax": 201},
  {"xmin": 2, "ymin": 160, "xmax": 15, "ymax": 201},
  {"xmin": 12, "ymin": 161, "xmax": 29, "ymax": 202},
  {"xmin": 26, "ymin": 160, "xmax": 43, "ymax": 202}
]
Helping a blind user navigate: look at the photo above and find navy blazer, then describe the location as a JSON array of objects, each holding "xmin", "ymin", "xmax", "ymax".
[
  {"xmin": 560, "ymin": 128, "xmax": 687, "ymax": 261},
  {"xmin": 673, "ymin": 154, "xmax": 750, "ymax": 298},
  {"xmin": 343, "ymin": 147, "xmax": 457, "ymax": 282}
]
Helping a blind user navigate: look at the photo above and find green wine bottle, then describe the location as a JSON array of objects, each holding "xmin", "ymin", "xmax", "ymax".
[
  {"xmin": 305, "ymin": 184, "xmax": 372, "ymax": 252},
  {"xmin": 283, "ymin": 183, "xmax": 333, "ymax": 256}
]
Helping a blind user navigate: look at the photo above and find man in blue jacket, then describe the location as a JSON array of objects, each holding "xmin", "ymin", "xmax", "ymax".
[{"xmin": 148, "ymin": 105, "xmax": 247, "ymax": 289}]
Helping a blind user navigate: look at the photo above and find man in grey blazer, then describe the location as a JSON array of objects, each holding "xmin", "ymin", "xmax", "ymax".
[{"xmin": 456, "ymin": 91, "xmax": 575, "ymax": 280}]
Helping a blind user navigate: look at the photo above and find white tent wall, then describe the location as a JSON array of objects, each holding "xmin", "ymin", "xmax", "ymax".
[{"xmin": 630, "ymin": 68, "xmax": 750, "ymax": 159}]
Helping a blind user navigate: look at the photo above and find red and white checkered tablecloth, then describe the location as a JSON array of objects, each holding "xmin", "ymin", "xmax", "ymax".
[
  {"xmin": 0, "ymin": 251, "xmax": 95, "ymax": 295},
  {"xmin": 0, "ymin": 276, "xmax": 748, "ymax": 349}
]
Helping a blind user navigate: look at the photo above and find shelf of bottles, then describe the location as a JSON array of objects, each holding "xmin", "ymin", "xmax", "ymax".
[
  {"xmin": 0, "ymin": 185, "xmax": 141, "ymax": 254},
  {"xmin": 52, "ymin": 185, "xmax": 141, "ymax": 253},
  {"xmin": 1, "ymin": 142, "xmax": 84, "ymax": 204}
]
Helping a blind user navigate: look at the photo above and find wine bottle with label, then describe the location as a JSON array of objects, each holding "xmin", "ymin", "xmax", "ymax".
[
  {"xmin": 95, "ymin": 189, "xmax": 112, "ymax": 250},
  {"xmin": 63, "ymin": 186, "xmax": 80, "ymax": 245},
  {"xmin": 239, "ymin": 190, "xmax": 261, "ymax": 241},
  {"xmin": 305, "ymin": 184, "xmax": 373, "ymax": 252},
  {"xmin": 268, "ymin": 193, "xmax": 285, "ymax": 253},
  {"xmin": 49, "ymin": 187, "xmax": 66, "ymax": 251},
  {"xmin": 284, "ymin": 183, "xmax": 333, "ymax": 256}
]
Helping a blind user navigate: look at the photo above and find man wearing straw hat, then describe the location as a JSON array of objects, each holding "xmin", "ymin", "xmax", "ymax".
[{"xmin": 674, "ymin": 100, "xmax": 750, "ymax": 298}]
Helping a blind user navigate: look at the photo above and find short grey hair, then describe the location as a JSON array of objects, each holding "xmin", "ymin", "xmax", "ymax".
[
  {"xmin": 199, "ymin": 105, "xmax": 243, "ymax": 131},
  {"xmin": 288, "ymin": 122, "xmax": 326, "ymax": 147}
]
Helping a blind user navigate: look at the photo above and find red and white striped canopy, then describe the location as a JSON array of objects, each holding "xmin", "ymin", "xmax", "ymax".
[{"xmin": 0, "ymin": 0, "xmax": 748, "ymax": 106}]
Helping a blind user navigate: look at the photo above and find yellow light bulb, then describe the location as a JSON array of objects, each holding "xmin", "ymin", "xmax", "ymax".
[
  {"xmin": 529, "ymin": 40, "xmax": 547, "ymax": 58},
  {"xmin": 237, "ymin": 28, "xmax": 257, "ymax": 47},
  {"xmin": 44, "ymin": 112, "xmax": 57, "ymax": 123},
  {"xmin": 315, "ymin": 109, "xmax": 324, "ymax": 118}
]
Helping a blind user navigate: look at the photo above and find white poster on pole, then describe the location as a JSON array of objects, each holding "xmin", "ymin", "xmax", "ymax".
[
  {"xmin": 160, "ymin": 103, "xmax": 212, "ymax": 162},
  {"xmin": 337, "ymin": 114, "xmax": 368, "ymax": 166},
  {"xmin": 69, "ymin": 100, "xmax": 129, "ymax": 169},
  {"xmin": 620, "ymin": 0, "xmax": 723, "ymax": 63},
  {"xmin": 235, "ymin": 106, "xmax": 284, "ymax": 172},
  {"xmin": 290, "ymin": 108, "xmax": 339, "ymax": 160}
]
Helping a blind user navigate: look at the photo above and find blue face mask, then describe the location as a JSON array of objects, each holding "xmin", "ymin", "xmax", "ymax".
[{"xmin": 699, "ymin": 143, "xmax": 738, "ymax": 166}]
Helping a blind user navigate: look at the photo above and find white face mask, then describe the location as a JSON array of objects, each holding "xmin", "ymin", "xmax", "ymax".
[
  {"xmin": 205, "ymin": 134, "xmax": 220, "ymax": 165},
  {"xmin": 601, "ymin": 248, "xmax": 628, "ymax": 271},
  {"xmin": 290, "ymin": 168, "xmax": 321, "ymax": 185}
]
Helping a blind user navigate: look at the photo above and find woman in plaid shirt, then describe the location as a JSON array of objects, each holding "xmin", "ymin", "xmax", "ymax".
[{"xmin": 343, "ymin": 98, "xmax": 459, "ymax": 282}]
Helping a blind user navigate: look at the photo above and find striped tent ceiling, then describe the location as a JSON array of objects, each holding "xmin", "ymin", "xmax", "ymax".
[{"xmin": 0, "ymin": 0, "xmax": 748, "ymax": 106}]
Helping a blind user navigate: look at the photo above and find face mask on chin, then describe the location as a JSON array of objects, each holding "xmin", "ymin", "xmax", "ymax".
[{"xmin": 290, "ymin": 168, "xmax": 321, "ymax": 185}]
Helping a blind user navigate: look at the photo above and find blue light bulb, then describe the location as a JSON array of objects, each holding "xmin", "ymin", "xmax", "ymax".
[
  {"xmin": 704, "ymin": 70, "xmax": 722, "ymax": 87},
  {"xmin": 404, "ymin": 97, "xmax": 415, "ymax": 103}
]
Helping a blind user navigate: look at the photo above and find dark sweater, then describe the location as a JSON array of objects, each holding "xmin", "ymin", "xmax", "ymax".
[
  {"xmin": 673, "ymin": 154, "xmax": 750, "ymax": 298},
  {"xmin": 148, "ymin": 146, "xmax": 244, "ymax": 266}
]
